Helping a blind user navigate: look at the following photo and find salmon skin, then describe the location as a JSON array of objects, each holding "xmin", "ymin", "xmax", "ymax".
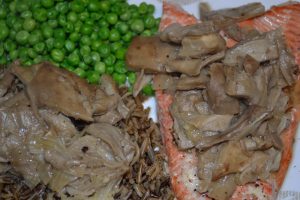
[{"xmin": 156, "ymin": 1, "xmax": 300, "ymax": 200}]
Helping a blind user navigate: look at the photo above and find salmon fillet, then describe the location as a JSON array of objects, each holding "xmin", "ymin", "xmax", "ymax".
[{"xmin": 156, "ymin": 1, "xmax": 300, "ymax": 200}]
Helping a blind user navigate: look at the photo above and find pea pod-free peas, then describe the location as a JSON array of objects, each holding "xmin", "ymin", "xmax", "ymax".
[{"xmin": 0, "ymin": 0, "xmax": 160, "ymax": 95}]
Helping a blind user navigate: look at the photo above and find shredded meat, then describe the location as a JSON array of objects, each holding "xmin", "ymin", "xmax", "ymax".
[{"xmin": 0, "ymin": 63, "xmax": 172, "ymax": 200}]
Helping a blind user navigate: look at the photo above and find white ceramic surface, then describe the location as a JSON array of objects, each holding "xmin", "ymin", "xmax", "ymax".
[{"xmin": 128, "ymin": 0, "xmax": 300, "ymax": 198}]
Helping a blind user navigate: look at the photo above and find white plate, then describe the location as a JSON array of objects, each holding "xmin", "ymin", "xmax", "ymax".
[{"xmin": 129, "ymin": 0, "xmax": 300, "ymax": 198}]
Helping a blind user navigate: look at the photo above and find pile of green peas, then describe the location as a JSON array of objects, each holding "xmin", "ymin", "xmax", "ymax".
[{"xmin": 0, "ymin": 0, "xmax": 159, "ymax": 95}]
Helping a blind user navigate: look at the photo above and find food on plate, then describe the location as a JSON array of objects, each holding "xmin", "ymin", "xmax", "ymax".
[
  {"xmin": 114, "ymin": 88, "xmax": 173, "ymax": 199},
  {"xmin": 0, "ymin": 62, "xmax": 172, "ymax": 199},
  {"xmin": 126, "ymin": 1, "xmax": 300, "ymax": 199},
  {"xmin": 0, "ymin": 0, "xmax": 160, "ymax": 91}
]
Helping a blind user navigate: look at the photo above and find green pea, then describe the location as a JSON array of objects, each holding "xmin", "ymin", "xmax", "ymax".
[
  {"xmin": 91, "ymin": 51, "xmax": 100, "ymax": 63},
  {"xmin": 80, "ymin": 35, "xmax": 91, "ymax": 46},
  {"xmin": 0, "ymin": 24, "xmax": 9, "ymax": 41},
  {"xmin": 74, "ymin": 21, "xmax": 83, "ymax": 32},
  {"xmin": 144, "ymin": 15, "xmax": 156, "ymax": 29},
  {"xmin": 18, "ymin": 47, "xmax": 28, "ymax": 59},
  {"xmin": 88, "ymin": 0, "xmax": 100, "ymax": 12},
  {"xmin": 122, "ymin": 32, "xmax": 133, "ymax": 42},
  {"xmin": 0, "ymin": 7, "xmax": 7, "ymax": 19},
  {"xmin": 147, "ymin": 4, "xmax": 155, "ymax": 14},
  {"xmin": 9, "ymin": 30, "xmax": 16, "ymax": 40},
  {"xmin": 47, "ymin": 9, "xmax": 58, "ymax": 19},
  {"xmin": 79, "ymin": 11, "xmax": 89, "ymax": 21},
  {"xmin": 65, "ymin": 40, "xmax": 75, "ymax": 52},
  {"xmin": 105, "ymin": 66, "xmax": 114, "ymax": 74},
  {"xmin": 54, "ymin": 38, "xmax": 64, "ymax": 49},
  {"xmin": 98, "ymin": 44, "xmax": 110, "ymax": 57},
  {"xmin": 90, "ymin": 12, "xmax": 102, "ymax": 21},
  {"xmin": 62, "ymin": 62, "xmax": 74, "ymax": 71},
  {"xmin": 115, "ymin": 60, "xmax": 127, "ymax": 74},
  {"xmin": 91, "ymin": 40, "xmax": 102, "ymax": 51},
  {"xmin": 28, "ymin": 48, "xmax": 37, "ymax": 59},
  {"xmin": 58, "ymin": 14, "xmax": 67, "ymax": 26},
  {"xmin": 120, "ymin": 11, "xmax": 131, "ymax": 21},
  {"xmin": 116, "ymin": 22, "xmax": 129, "ymax": 34},
  {"xmin": 94, "ymin": 61, "xmax": 105, "ymax": 74},
  {"xmin": 67, "ymin": 11, "xmax": 78, "ymax": 22},
  {"xmin": 33, "ymin": 8, "xmax": 48, "ymax": 22},
  {"xmin": 141, "ymin": 29, "xmax": 152, "ymax": 37},
  {"xmin": 70, "ymin": 0, "xmax": 85, "ymax": 13},
  {"xmin": 112, "ymin": 3, "xmax": 123, "ymax": 14},
  {"xmin": 113, "ymin": 73, "xmax": 126, "ymax": 85},
  {"xmin": 79, "ymin": 61, "xmax": 89, "ymax": 70},
  {"xmin": 69, "ymin": 32, "xmax": 80, "ymax": 42},
  {"xmin": 115, "ymin": 48, "xmax": 127, "ymax": 60},
  {"xmin": 55, "ymin": 2, "xmax": 69, "ymax": 14},
  {"xmin": 34, "ymin": 42, "xmax": 45, "ymax": 53},
  {"xmin": 21, "ymin": 10, "xmax": 32, "ymax": 18},
  {"xmin": 33, "ymin": 55, "xmax": 44, "ymax": 64},
  {"xmin": 13, "ymin": 19, "xmax": 23, "ymax": 31},
  {"xmin": 6, "ymin": 14, "xmax": 17, "ymax": 28},
  {"xmin": 109, "ymin": 29, "xmax": 120, "ymax": 42},
  {"xmin": 74, "ymin": 67, "xmax": 86, "ymax": 78},
  {"xmin": 16, "ymin": 30, "xmax": 30, "ymax": 45},
  {"xmin": 23, "ymin": 18, "xmax": 36, "ymax": 32},
  {"xmin": 98, "ymin": 27, "xmax": 109, "ymax": 40},
  {"xmin": 99, "ymin": 1, "xmax": 110, "ymax": 12},
  {"xmin": 106, "ymin": 13, "xmax": 118, "ymax": 25},
  {"xmin": 28, "ymin": 30, "xmax": 42, "ymax": 45},
  {"xmin": 131, "ymin": 19, "xmax": 144, "ymax": 33},
  {"xmin": 99, "ymin": 19, "xmax": 109, "ymax": 27},
  {"xmin": 23, "ymin": 59, "xmax": 34, "ymax": 67},
  {"xmin": 90, "ymin": 32, "xmax": 98, "ymax": 41},
  {"xmin": 0, "ymin": 56, "xmax": 7, "ymax": 65},
  {"xmin": 16, "ymin": 1, "xmax": 28, "ymax": 13},
  {"xmin": 129, "ymin": 4, "xmax": 138, "ymax": 12},
  {"xmin": 80, "ymin": 45, "xmax": 91, "ymax": 56},
  {"xmin": 131, "ymin": 12, "xmax": 141, "ymax": 19},
  {"xmin": 84, "ymin": 19, "xmax": 93, "ymax": 27},
  {"xmin": 87, "ymin": 71, "xmax": 100, "ymax": 84},
  {"xmin": 32, "ymin": 2, "xmax": 42, "ymax": 10},
  {"xmin": 111, "ymin": 42, "xmax": 123, "ymax": 53},
  {"xmin": 103, "ymin": 54, "xmax": 116, "ymax": 66},
  {"xmin": 65, "ymin": 22, "xmax": 74, "ymax": 33},
  {"xmin": 142, "ymin": 84, "xmax": 154, "ymax": 96},
  {"xmin": 4, "ymin": 40, "xmax": 16, "ymax": 52},
  {"xmin": 83, "ymin": 54, "xmax": 92, "ymax": 65},
  {"xmin": 42, "ymin": 25, "xmax": 53, "ymax": 38},
  {"xmin": 127, "ymin": 71, "xmax": 136, "ymax": 84},
  {"xmin": 51, "ymin": 49, "xmax": 65, "ymax": 62},
  {"xmin": 67, "ymin": 52, "xmax": 80, "ymax": 66},
  {"xmin": 9, "ymin": 50, "xmax": 19, "ymax": 61},
  {"xmin": 41, "ymin": 0, "xmax": 54, "ymax": 8},
  {"xmin": 81, "ymin": 24, "xmax": 93, "ymax": 35},
  {"xmin": 45, "ymin": 38, "xmax": 55, "ymax": 50},
  {"xmin": 48, "ymin": 19, "xmax": 58, "ymax": 28},
  {"xmin": 54, "ymin": 29, "xmax": 65, "ymax": 39},
  {"xmin": 9, "ymin": 1, "xmax": 17, "ymax": 13},
  {"xmin": 138, "ymin": 2, "xmax": 148, "ymax": 14}
]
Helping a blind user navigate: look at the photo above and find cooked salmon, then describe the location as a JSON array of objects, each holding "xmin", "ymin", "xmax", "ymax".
[{"xmin": 156, "ymin": 1, "xmax": 300, "ymax": 200}]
